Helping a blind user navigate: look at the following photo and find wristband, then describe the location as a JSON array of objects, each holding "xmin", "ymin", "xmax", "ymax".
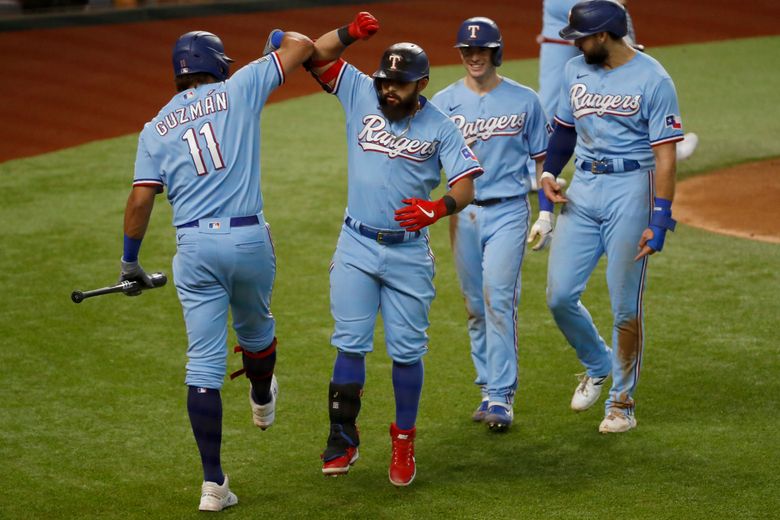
[
  {"xmin": 540, "ymin": 171, "xmax": 557, "ymax": 181},
  {"xmin": 442, "ymin": 195, "xmax": 456, "ymax": 215},
  {"xmin": 538, "ymin": 190, "xmax": 554, "ymax": 212},
  {"xmin": 337, "ymin": 26, "xmax": 357, "ymax": 46},
  {"xmin": 650, "ymin": 197, "xmax": 676, "ymax": 230},
  {"xmin": 123, "ymin": 234, "xmax": 143, "ymax": 263},
  {"xmin": 271, "ymin": 29, "xmax": 284, "ymax": 49}
]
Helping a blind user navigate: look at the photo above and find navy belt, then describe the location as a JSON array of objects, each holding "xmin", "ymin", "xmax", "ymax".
[
  {"xmin": 177, "ymin": 215, "xmax": 259, "ymax": 229},
  {"xmin": 472, "ymin": 195, "xmax": 521, "ymax": 207},
  {"xmin": 345, "ymin": 216, "xmax": 420, "ymax": 244},
  {"xmin": 577, "ymin": 158, "xmax": 641, "ymax": 174}
]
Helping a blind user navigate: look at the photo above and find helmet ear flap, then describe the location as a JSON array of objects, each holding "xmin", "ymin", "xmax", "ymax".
[{"xmin": 491, "ymin": 46, "xmax": 503, "ymax": 67}]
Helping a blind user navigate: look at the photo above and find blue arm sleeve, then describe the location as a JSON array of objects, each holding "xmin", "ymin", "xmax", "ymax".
[
  {"xmin": 541, "ymin": 122, "xmax": 577, "ymax": 176},
  {"xmin": 123, "ymin": 234, "xmax": 143, "ymax": 262}
]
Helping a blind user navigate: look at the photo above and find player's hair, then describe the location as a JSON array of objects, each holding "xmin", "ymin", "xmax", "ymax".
[{"xmin": 175, "ymin": 72, "xmax": 219, "ymax": 92}]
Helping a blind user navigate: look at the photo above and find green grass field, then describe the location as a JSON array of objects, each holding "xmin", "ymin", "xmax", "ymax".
[{"xmin": 1, "ymin": 36, "xmax": 779, "ymax": 518}]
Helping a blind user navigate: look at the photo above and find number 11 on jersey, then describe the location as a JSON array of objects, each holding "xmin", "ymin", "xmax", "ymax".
[{"xmin": 182, "ymin": 122, "xmax": 225, "ymax": 176}]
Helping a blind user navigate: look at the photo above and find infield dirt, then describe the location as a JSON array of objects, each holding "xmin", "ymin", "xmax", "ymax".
[{"xmin": 2, "ymin": 0, "xmax": 778, "ymax": 241}]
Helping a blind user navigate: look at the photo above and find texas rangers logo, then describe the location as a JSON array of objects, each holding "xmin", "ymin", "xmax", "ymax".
[
  {"xmin": 388, "ymin": 54, "xmax": 402, "ymax": 70},
  {"xmin": 569, "ymin": 83, "xmax": 641, "ymax": 119},
  {"xmin": 665, "ymin": 114, "xmax": 682, "ymax": 129},
  {"xmin": 449, "ymin": 113, "xmax": 527, "ymax": 146},
  {"xmin": 468, "ymin": 25, "xmax": 480, "ymax": 39},
  {"xmin": 358, "ymin": 114, "xmax": 439, "ymax": 161}
]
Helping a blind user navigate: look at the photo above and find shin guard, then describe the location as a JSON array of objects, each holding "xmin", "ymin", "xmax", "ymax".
[{"xmin": 323, "ymin": 382, "xmax": 362, "ymax": 460}]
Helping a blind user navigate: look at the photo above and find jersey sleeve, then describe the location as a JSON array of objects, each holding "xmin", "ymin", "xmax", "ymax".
[
  {"xmin": 647, "ymin": 77, "xmax": 685, "ymax": 147},
  {"xmin": 228, "ymin": 52, "xmax": 285, "ymax": 114},
  {"xmin": 132, "ymin": 132, "xmax": 163, "ymax": 193},
  {"xmin": 332, "ymin": 63, "xmax": 374, "ymax": 114},
  {"xmin": 526, "ymin": 94, "xmax": 552, "ymax": 159},
  {"xmin": 554, "ymin": 61, "xmax": 575, "ymax": 127},
  {"xmin": 438, "ymin": 119, "xmax": 484, "ymax": 186}
]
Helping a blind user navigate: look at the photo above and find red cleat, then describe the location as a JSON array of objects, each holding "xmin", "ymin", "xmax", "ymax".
[
  {"xmin": 322, "ymin": 446, "xmax": 359, "ymax": 476},
  {"xmin": 388, "ymin": 423, "xmax": 416, "ymax": 486}
]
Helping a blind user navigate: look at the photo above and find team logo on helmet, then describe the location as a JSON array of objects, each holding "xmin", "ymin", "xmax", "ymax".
[
  {"xmin": 468, "ymin": 25, "xmax": 480, "ymax": 39},
  {"xmin": 388, "ymin": 54, "xmax": 403, "ymax": 70}
]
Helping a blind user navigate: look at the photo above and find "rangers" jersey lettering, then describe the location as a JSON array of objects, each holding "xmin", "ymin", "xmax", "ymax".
[
  {"xmin": 155, "ymin": 91, "xmax": 229, "ymax": 136},
  {"xmin": 357, "ymin": 114, "xmax": 439, "ymax": 161},
  {"xmin": 569, "ymin": 83, "xmax": 641, "ymax": 119},
  {"xmin": 449, "ymin": 113, "xmax": 526, "ymax": 145}
]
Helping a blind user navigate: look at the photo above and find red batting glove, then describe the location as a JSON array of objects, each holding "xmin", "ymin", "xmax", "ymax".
[
  {"xmin": 394, "ymin": 198, "xmax": 448, "ymax": 232},
  {"xmin": 348, "ymin": 11, "xmax": 379, "ymax": 40}
]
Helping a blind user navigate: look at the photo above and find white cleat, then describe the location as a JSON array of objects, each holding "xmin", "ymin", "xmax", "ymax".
[
  {"xmin": 570, "ymin": 373, "xmax": 608, "ymax": 412},
  {"xmin": 598, "ymin": 411, "xmax": 637, "ymax": 433},
  {"xmin": 249, "ymin": 374, "xmax": 278, "ymax": 430},
  {"xmin": 676, "ymin": 132, "xmax": 699, "ymax": 162},
  {"xmin": 199, "ymin": 474, "xmax": 238, "ymax": 512}
]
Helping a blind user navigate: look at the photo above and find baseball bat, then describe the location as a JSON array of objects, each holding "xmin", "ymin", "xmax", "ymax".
[{"xmin": 71, "ymin": 272, "xmax": 167, "ymax": 304}]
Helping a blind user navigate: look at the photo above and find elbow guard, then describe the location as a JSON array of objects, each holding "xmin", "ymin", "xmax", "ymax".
[{"xmin": 307, "ymin": 58, "xmax": 345, "ymax": 93}]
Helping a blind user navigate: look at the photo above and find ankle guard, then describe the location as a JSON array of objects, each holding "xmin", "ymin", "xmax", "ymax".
[
  {"xmin": 323, "ymin": 381, "xmax": 362, "ymax": 459},
  {"xmin": 323, "ymin": 423, "xmax": 360, "ymax": 461}
]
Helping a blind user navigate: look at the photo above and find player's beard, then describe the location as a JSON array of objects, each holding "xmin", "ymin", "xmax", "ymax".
[
  {"xmin": 379, "ymin": 91, "xmax": 419, "ymax": 122},
  {"xmin": 583, "ymin": 43, "xmax": 609, "ymax": 65}
]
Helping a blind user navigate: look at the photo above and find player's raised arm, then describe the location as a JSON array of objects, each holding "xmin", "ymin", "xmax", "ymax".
[
  {"xmin": 307, "ymin": 12, "xmax": 379, "ymax": 90},
  {"xmin": 261, "ymin": 30, "xmax": 314, "ymax": 75}
]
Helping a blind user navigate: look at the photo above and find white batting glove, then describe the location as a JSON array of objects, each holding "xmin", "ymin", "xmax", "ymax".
[{"xmin": 527, "ymin": 210, "xmax": 555, "ymax": 251}]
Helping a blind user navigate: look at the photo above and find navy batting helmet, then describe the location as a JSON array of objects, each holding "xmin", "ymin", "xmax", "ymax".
[
  {"xmin": 455, "ymin": 17, "xmax": 503, "ymax": 66},
  {"xmin": 559, "ymin": 0, "xmax": 628, "ymax": 40},
  {"xmin": 172, "ymin": 31, "xmax": 234, "ymax": 81},
  {"xmin": 372, "ymin": 42, "xmax": 430, "ymax": 83}
]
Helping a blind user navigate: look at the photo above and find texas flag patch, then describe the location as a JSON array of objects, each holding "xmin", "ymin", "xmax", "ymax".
[
  {"xmin": 665, "ymin": 114, "xmax": 682, "ymax": 129},
  {"xmin": 461, "ymin": 145, "xmax": 478, "ymax": 161}
]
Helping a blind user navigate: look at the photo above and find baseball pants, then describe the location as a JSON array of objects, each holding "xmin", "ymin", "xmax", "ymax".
[
  {"xmin": 173, "ymin": 214, "xmax": 276, "ymax": 390},
  {"xmin": 450, "ymin": 197, "xmax": 530, "ymax": 403},
  {"xmin": 546, "ymin": 169, "xmax": 653, "ymax": 414},
  {"xmin": 329, "ymin": 223, "xmax": 435, "ymax": 365},
  {"xmin": 539, "ymin": 42, "xmax": 581, "ymax": 120}
]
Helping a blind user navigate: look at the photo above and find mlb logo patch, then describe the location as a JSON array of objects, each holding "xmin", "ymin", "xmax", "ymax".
[
  {"xmin": 208, "ymin": 221, "xmax": 221, "ymax": 230},
  {"xmin": 461, "ymin": 145, "xmax": 478, "ymax": 161},
  {"xmin": 665, "ymin": 114, "xmax": 682, "ymax": 129},
  {"xmin": 183, "ymin": 91, "xmax": 195, "ymax": 100}
]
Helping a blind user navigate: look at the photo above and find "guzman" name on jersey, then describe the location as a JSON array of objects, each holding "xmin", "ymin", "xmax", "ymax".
[{"xmin": 154, "ymin": 91, "xmax": 228, "ymax": 136}]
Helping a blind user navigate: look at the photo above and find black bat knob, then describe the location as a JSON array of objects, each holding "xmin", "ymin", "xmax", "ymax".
[
  {"xmin": 71, "ymin": 291, "xmax": 85, "ymax": 304},
  {"xmin": 150, "ymin": 272, "xmax": 168, "ymax": 287}
]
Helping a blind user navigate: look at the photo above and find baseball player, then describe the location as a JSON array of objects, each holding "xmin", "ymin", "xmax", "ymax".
[
  {"xmin": 539, "ymin": 0, "xmax": 683, "ymax": 433},
  {"xmin": 538, "ymin": 0, "xmax": 697, "ymax": 153},
  {"xmin": 119, "ymin": 30, "xmax": 313, "ymax": 510},
  {"xmin": 299, "ymin": 12, "xmax": 482, "ymax": 486},
  {"xmin": 430, "ymin": 17, "xmax": 550, "ymax": 431}
]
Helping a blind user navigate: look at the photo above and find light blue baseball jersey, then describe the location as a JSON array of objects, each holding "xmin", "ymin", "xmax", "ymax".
[
  {"xmin": 331, "ymin": 63, "xmax": 483, "ymax": 229},
  {"xmin": 542, "ymin": 0, "xmax": 579, "ymax": 40},
  {"xmin": 554, "ymin": 51, "xmax": 684, "ymax": 167},
  {"xmin": 133, "ymin": 52, "xmax": 285, "ymax": 226},
  {"xmin": 431, "ymin": 78, "xmax": 551, "ymax": 199}
]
